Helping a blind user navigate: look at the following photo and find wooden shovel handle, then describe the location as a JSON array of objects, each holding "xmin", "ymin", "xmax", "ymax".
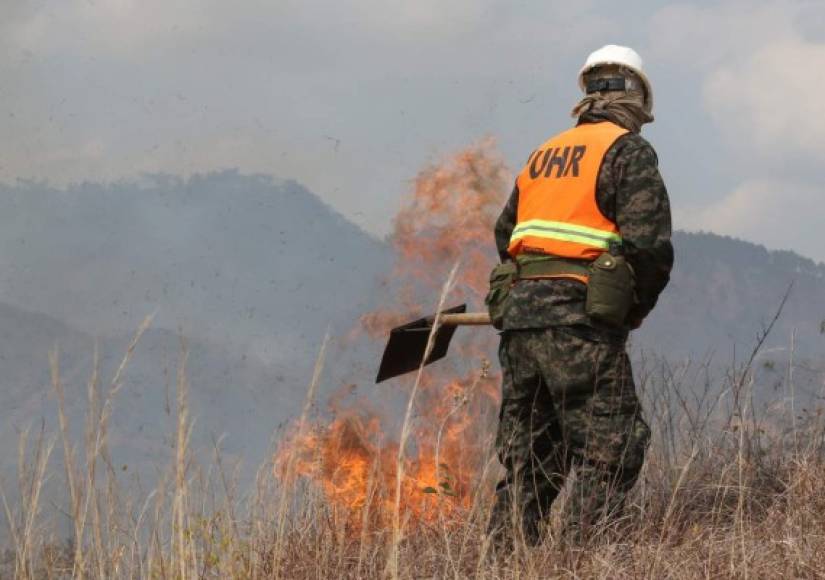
[{"xmin": 438, "ymin": 312, "xmax": 491, "ymax": 326}]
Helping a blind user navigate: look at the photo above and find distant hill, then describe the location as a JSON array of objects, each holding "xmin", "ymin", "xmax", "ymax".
[
  {"xmin": 0, "ymin": 172, "xmax": 390, "ymax": 366},
  {"xmin": 0, "ymin": 173, "xmax": 391, "ymax": 479},
  {"xmin": 0, "ymin": 302, "xmax": 304, "ymax": 482},
  {"xmin": 637, "ymin": 231, "xmax": 825, "ymax": 358},
  {"xmin": 1, "ymin": 175, "xmax": 823, "ymax": 482}
]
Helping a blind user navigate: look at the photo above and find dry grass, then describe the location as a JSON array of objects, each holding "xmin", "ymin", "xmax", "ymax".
[{"xmin": 2, "ymin": 314, "xmax": 825, "ymax": 579}]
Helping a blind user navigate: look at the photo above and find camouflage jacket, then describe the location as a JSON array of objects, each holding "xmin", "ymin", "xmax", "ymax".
[{"xmin": 494, "ymin": 110, "xmax": 674, "ymax": 336}]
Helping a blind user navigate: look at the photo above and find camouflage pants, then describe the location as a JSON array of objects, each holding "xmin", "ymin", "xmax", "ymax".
[{"xmin": 488, "ymin": 326, "xmax": 650, "ymax": 546}]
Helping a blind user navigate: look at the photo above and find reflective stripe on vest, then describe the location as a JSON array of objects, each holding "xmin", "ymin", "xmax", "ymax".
[
  {"xmin": 510, "ymin": 219, "xmax": 622, "ymax": 249},
  {"xmin": 508, "ymin": 121, "xmax": 628, "ymax": 262}
]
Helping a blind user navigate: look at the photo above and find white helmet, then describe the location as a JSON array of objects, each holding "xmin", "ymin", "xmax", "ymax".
[{"xmin": 578, "ymin": 45, "xmax": 653, "ymax": 113}]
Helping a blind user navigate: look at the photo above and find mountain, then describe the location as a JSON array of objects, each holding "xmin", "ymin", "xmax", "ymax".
[
  {"xmin": 0, "ymin": 302, "xmax": 305, "ymax": 483},
  {"xmin": 0, "ymin": 172, "xmax": 390, "ymax": 368},
  {"xmin": 0, "ymin": 173, "xmax": 391, "ymax": 481},
  {"xmin": 1, "ymin": 174, "xmax": 823, "ymax": 484},
  {"xmin": 637, "ymin": 231, "xmax": 825, "ymax": 358}
]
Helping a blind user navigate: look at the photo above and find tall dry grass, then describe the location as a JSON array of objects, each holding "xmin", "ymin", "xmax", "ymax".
[{"xmin": 2, "ymin": 309, "xmax": 825, "ymax": 579}]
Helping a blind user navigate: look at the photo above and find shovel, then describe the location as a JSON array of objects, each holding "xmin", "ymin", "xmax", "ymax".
[{"xmin": 375, "ymin": 304, "xmax": 491, "ymax": 383}]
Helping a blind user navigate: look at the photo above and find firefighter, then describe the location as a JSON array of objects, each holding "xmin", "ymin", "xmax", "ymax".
[{"xmin": 487, "ymin": 44, "xmax": 674, "ymax": 547}]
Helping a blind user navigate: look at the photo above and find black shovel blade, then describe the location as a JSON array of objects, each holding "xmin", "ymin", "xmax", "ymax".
[{"xmin": 375, "ymin": 304, "xmax": 467, "ymax": 383}]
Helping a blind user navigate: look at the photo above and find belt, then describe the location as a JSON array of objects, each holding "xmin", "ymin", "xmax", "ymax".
[{"xmin": 516, "ymin": 256, "xmax": 591, "ymax": 280}]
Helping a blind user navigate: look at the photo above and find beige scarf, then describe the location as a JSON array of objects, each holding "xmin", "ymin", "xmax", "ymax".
[{"xmin": 571, "ymin": 92, "xmax": 654, "ymax": 134}]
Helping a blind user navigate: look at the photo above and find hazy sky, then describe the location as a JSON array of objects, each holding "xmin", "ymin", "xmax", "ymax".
[{"xmin": 2, "ymin": 0, "xmax": 824, "ymax": 261}]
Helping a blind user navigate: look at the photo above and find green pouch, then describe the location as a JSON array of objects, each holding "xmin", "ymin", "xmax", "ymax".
[
  {"xmin": 585, "ymin": 252, "xmax": 635, "ymax": 327},
  {"xmin": 484, "ymin": 261, "xmax": 518, "ymax": 330}
]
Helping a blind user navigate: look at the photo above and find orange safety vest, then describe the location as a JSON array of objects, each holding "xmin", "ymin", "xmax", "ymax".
[{"xmin": 508, "ymin": 122, "xmax": 628, "ymax": 268}]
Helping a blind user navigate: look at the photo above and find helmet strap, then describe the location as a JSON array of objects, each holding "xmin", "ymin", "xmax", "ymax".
[{"xmin": 585, "ymin": 77, "xmax": 626, "ymax": 93}]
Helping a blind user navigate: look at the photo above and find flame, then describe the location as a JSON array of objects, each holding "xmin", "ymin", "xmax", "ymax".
[{"xmin": 276, "ymin": 139, "xmax": 510, "ymax": 531}]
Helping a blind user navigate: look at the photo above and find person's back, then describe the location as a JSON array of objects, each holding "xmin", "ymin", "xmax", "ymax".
[{"xmin": 487, "ymin": 45, "xmax": 674, "ymax": 548}]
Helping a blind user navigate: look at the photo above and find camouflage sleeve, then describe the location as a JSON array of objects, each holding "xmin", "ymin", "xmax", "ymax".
[
  {"xmin": 604, "ymin": 136, "xmax": 674, "ymax": 323},
  {"xmin": 494, "ymin": 182, "xmax": 519, "ymax": 262}
]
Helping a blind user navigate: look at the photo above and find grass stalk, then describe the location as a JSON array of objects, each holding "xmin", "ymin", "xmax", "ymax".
[{"xmin": 387, "ymin": 261, "xmax": 460, "ymax": 579}]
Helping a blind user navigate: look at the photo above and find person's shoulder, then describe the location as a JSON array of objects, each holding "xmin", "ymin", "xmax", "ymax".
[
  {"xmin": 612, "ymin": 132, "xmax": 659, "ymax": 164},
  {"xmin": 615, "ymin": 131, "xmax": 655, "ymax": 151}
]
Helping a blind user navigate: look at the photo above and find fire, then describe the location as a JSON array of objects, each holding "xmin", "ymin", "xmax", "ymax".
[{"xmin": 276, "ymin": 139, "xmax": 510, "ymax": 531}]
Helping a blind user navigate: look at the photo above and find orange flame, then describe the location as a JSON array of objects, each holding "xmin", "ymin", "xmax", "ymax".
[{"xmin": 276, "ymin": 139, "xmax": 510, "ymax": 531}]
